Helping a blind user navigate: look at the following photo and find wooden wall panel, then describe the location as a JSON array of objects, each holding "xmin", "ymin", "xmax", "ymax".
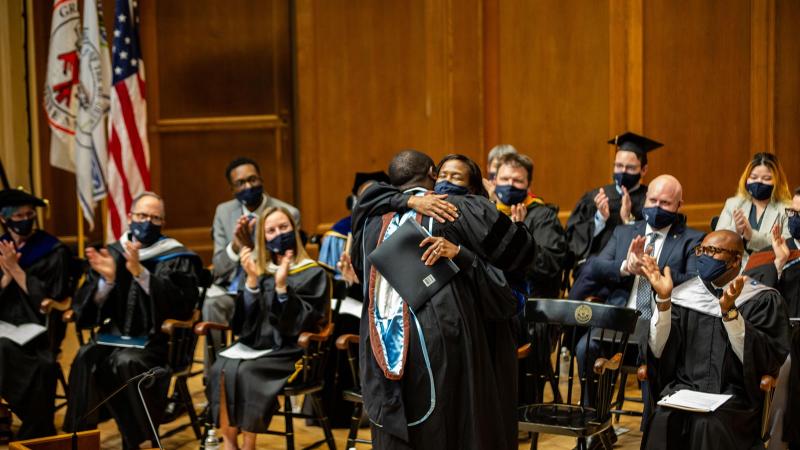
[
  {"xmin": 496, "ymin": 0, "xmax": 610, "ymax": 212},
  {"xmin": 295, "ymin": 0, "xmax": 483, "ymax": 232},
  {"xmin": 643, "ymin": 0, "xmax": 752, "ymax": 226},
  {"xmin": 774, "ymin": 0, "xmax": 800, "ymax": 188}
]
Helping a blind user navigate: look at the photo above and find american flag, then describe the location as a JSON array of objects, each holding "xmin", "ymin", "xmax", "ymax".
[{"xmin": 107, "ymin": 0, "xmax": 150, "ymax": 241}]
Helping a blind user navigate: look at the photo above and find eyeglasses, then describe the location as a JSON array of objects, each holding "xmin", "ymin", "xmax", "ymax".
[
  {"xmin": 130, "ymin": 212, "xmax": 164, "ymax": 225},
  {"xmin": 232, "ymin": 175, "xmax": 262, "ymax": 189},
  {"xmin": 693, "ymin": 245, "xmax": 741, "ymax": 258},
  {"xmin": 785, "ymin": 208, "xmax": 800, "ymax": 218},
  {"xmin": 9, "ymin": 210, "xmax": 36, "ymax": 221}
]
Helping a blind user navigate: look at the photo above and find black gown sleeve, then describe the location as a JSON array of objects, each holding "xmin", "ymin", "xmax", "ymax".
[
  {"xmin": 271, "ymin": 267, "xmax": 330, "ymax": 336},
  {"xmin": 148, "ymin": 255, "xmax": 202, "ymax": 324},
  {"xmin": 452, "ymin": 245, "xmax": 518, "ymax": 321},
  {"xmin": 565, "ymin": 191, "xmax": 597, "ymax": 267},
  {"xmin": 523, "ymin": 205, "xmax": 567, "ymax": 290}
]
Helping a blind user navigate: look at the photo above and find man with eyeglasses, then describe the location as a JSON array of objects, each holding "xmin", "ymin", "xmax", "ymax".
[
  {"xmin": 640, "ymin": 230, "xmax": 790, "ymax": 450},
  {"xmin": 201, "ymin": 157, "xmax": 300, "ymax": 378},
  {"xmin": 0, "ymin": 189, "xmax": 74, "ymax": 441},
  {"xmin": 64, "ymin": 191, "xmax": 203, "ymax": 450},
  {"xmin": 573, "ymin": 174, "xmax": 704, "ymax": 449},
  {"xmin": 566, "ymin": 132, "xmax": 661, "ymax": 295}
]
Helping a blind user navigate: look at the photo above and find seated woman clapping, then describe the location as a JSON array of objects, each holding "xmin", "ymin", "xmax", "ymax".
[{"xmin": 206, "ymin": 206, "xmax": 330, "ymax": 450}]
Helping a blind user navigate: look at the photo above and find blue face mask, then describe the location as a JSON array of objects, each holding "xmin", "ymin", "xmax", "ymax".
[
  {"xmin": 5, "ymin": 217, "xmax": 35, "ymax": 236},
  {"xmin": 236, "ymin": 185, "xmax": 264, "ymax": 208},
  {"xmin": 434, "ymin": 180, "xmax": 470, "ymax": 196},
  {"xmin": 642, "ymin": 206, "xmax": 677, "ymax": 229},
  {"xmin": 788, "ymin": 216, "xmax": 800, "ymax": 240},
  {"xmin": 746, "ymin": 182, "xmax": 774, "ymax": 201},
  {"xmin": 613, "ymin": 172, "xmax": 641, "ymax": 190},
  {"xmin": 696, "ymin": 254, "xmax": 732, "ymax": 284},
  {"xmin": 495, "ymin": 184, "xmax": 528, "ymax": 206},
  {"xmin": 129, "ymin": 221, "xmax": 162, "ymax": 247},
  {"xmin": 266, "ymin": 231, "xmax": 296, "ymax": 255}
]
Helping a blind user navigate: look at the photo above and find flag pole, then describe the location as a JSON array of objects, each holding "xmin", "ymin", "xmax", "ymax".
[{"xmin": 77, "ymin": 204, "xmax": 85, "ymax": 257}]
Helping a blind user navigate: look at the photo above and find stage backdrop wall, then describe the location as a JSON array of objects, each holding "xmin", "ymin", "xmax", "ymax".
[{"xmin": 22, "ymin": 0, "xmax": 800, "ymax": 262}]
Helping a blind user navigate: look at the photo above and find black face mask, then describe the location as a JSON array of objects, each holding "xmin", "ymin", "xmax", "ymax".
[
  {"xmin": 613, "ymin": 172, "xmax": 641, "ymax": 190},
  {"xmin": 129, "ymin": 220, "xmax": 162, "ymax": 247},
  {"xmin": 789, "ymin": 215, "xmax": 800, "ymax": 240},
  {"xmin": 434, "ymin": 180, "xmax": 470, "ymax": 196},
  {"xmin": 746, "ymin": 182, "xmax": 774, "ymax": 201},
  {"xmin": 696, "ymin": 254, "xmax": 733, "ymax": 284},
  {"xmin": 266, "ymin": 231, "xmax": 296, "ymax": 255},
  {"xmin": 236, "ymin": 185, "xmax": 264, "ymax": 208},
  {"xmin": 5, "ymin": 217, "xmax": 35, "ymax": 236},
  {"xmin": 642, "ymin": 206, "xmax": 677, "ymax": 229},
  {"xmin": 495, "ymin": 184, "xmax": 529, "ymax": 206}
]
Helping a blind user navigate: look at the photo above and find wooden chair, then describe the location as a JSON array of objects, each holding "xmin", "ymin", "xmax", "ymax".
[
  {"xmin": 518, "ymin": 299, "xmax": 639, "ymax": 450},
  {"xmin": 195, "ymin": 320, "xmax": 338, "ymax": 450},
  {"xmin": 334, "ymin": 334, "xmax": 369, "ymax": 450}
]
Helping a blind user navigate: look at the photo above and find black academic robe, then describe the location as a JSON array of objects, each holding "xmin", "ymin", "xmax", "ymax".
[
  {"xmin": 520, "ymin": 202, "xmax": 567, "ymax": 299},
  {"xmin": 643, "ymin": 283, "xmax": 790, "ymax": 450},
  {"xmin": 565, "ymin": 183, "xmax": 647, "ymax": 275},
  {"xmin": 0, "ymin": 231, "xmax": 72, "ymax": 439},
  {"xmin": 351, "ymin": 183, "xmax": 534, "ymax": 450},
  {"xmin": 745, "ymin": 242, "xmax": 800, "ymax": 446},
  {"xmin": 206, "ymin": 263, "xmax": 330, "ymax": 433},
  {"xmin": 64, "ymin": 238, "xmax": 201, "ymax": 449}
]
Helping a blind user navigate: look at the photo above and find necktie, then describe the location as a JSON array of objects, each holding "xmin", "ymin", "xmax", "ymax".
[{"xmin": 635, "ymin": 232, "xmax": 660, "ymax": 320}]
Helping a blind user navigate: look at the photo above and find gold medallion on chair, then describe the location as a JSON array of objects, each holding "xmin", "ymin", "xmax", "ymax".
[{"xmin": 574, "ymin": 304, "xmax": 592, "ymax": 324}]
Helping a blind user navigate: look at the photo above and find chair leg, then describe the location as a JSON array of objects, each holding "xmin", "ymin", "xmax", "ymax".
[
  {"xmin": 284, "ymin": 395, "xmax": 295, "ymax": 450},
  {"xmin": 309, "ymin": 394, "xmax": 337, "ymax": 450},
  {"xmin": 346, "ymin": 403, "xmax": 362, "ymax": 449},
  {"xmin": 178, "ymin": 379, "xmax": 202, "ymax": 439},
  {"xmin": 576, "ymin": 437, "xmax": 587, "ymax": 450},
  {"xmin": 614, "ymin": 371, "xmax": 628, "ymax": 423},
  {"xmin": 528, "ymin": 432, "xmax": 538, "ymax": 450},
  {"xmin": 598, "ymin": 430, "xmax": 614, "ymax": 450}
]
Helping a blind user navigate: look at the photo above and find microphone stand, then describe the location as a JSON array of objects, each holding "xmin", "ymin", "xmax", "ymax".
[
  {"xmin": 71, "ymin": 367, "xmax": 158, "ymax": 450},
  {"xmin": 137, "ymin": 370, "xmax": 165, "ymax": 450}
]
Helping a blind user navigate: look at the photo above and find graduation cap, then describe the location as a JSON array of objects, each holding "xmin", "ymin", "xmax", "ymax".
[
  {"xmin": 0, "ymin": 189, "xmax": 46, "ymax": 209},
  {"xmin": 352, "ymin": 171, "xmax": 390, "ymax": 194},
  {"xmin": 608, "ymin": 132, "xmax": 663, "ymax": 156}
]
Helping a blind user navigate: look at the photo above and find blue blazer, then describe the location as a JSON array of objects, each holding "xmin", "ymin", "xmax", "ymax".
[{"xmin": 589, "ymin": 218, "xmax": 705, "ymax": 307}]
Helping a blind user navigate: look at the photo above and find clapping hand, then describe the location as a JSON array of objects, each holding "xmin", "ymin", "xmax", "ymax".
[
  {"xmin": 336, "ymin": 252, "xmax": 359, "ymax": 286},
  {"xmin": 240, "ymin": 246, "xmax": 260, "ymax": 289},
  {"xmin": 510, "ymin": 203, "xmax": 528, "ymax": 223},
  {"xmin": 275, "ymin": 250, "xmax": 294, "ymax": 291},
  {"xmin": 640, "ymin": 254, "xmax": 673, "ymax": 299},
  {"xmin": 771, "ymin": 223, "xmax": 790, "ymax": 271},
  {"xmin": 732, "ymin": 208, "xmax": 753, "ymax": 241},
  {"xmin": 233, "ymin": 215, "xmax": 256, "ymax": 253},
  {"xmin": 620, "ymin": 186, "xmax": 632, "ymax": 223},
  {"xmin": 594, "ymin": 188, "xmax": 610, "ymax": 221},
  {"xmin": 123, "ymin": 241, "xmax": 144, "ymax": 277},
  {"xmin": 0, "ymin": 241, "xmax": 20, "ymax": 273},
  {"xmin": 86, "ymin": 247, "xmax": 117, "ymax": 283},
  {"xmin": 625, "ymin": 235, "xmax": 647, "ymax": 275},
  {"xmin": 720, "ymin": 275, "xmax": 745, "ymax": 314}
]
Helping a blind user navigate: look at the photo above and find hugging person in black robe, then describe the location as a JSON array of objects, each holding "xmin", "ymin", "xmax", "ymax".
[
  {"xmin": 640, "ymin": 230, "xmax": 790, "ymax": 450},
  {"xmin": 0, "ymin": 190, "xmax": 73, "ymax": 439},
  {"xmin": 64, "ymin": 193, "xmax": 201, "ymax": 450},
  {"xmin": 207, "ymin": 206, "xmax": 329, "ymax": 450},
  {"xmin": 351, "ymin": 151, "xmax": 535, "ymax": 450}
]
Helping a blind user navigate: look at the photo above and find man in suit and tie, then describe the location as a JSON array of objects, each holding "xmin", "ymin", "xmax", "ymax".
[
  {"xmin": 202, "ymin": 157, "xmax": 300, "ymax": 370},
  {"xmin": 574, "ymin": 174, "xmax": 704, "ymax": 449}
]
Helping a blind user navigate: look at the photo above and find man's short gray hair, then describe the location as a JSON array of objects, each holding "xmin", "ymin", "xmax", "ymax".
[
  {"xmin": 130, "ymin": 191, "xmax": 165, "ymax": 216},
  {"xmin": 487, "ymin": 144, "xmax": 518, "ymax": 165}
]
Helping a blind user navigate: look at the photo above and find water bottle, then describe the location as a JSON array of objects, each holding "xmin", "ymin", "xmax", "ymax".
[
  {"xmin": 203, "ymin": 428, "xmax": 220, "ymax": 450},
  {"xmin": 559, "ymin": 346, "xmax": 571, "ymax": 380}
]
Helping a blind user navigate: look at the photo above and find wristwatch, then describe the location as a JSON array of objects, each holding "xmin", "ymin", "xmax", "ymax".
[{"xmin": 722, "ymin": 306, "xmax": 739, "ymax": 322}]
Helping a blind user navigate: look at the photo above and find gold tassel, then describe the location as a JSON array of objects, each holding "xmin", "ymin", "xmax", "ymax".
[{"xmin": 287, "ymin": 359, "xmax": 304, "ymax": 383}]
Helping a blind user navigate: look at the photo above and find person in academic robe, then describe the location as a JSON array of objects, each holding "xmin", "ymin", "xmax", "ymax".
[
  {"xmin": 0, "ymin": 189, "xmax": 74, "ymax": 440},
  {"xmin": 640, "ymin": 230, "xmax": 790, "ymax": 450},
  {"xmin": 715, "ymin": 152, "xmax": 792, "ymax": 256},
  {"xmin": 351, "ymin": 150, "xmax": 535, "ymax": 450},
  {"xmin": 493, "ymin": 152, "xmax": 567, "ymax": 298},
  {"xmin": 742, "ymin": 188, "xmax": 800, "ymax": 450},
  {"xmin": 63, "ymin": 192, "xmax": 202, "ymax": 450},
  {"xmin": 566, "ymin": 132, "xmax": 661, "ymax": 297},
  {"xmin": 206, "ymin": 206, "xmax": 330, "ymax": 450}
]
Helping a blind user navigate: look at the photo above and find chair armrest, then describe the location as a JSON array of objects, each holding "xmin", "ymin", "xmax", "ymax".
[
  {"xmin": 41, "ymin": 298, "xmax": 72, "ymax": 313},
  {"xmin": 161, "ymin": 318, "xmax": 195, "ymax": 336},
  {"xmin": 760, "ymin": 374, "xmax": 777, "ymax": 392},
  {"xmin": 194, "ymin": 321, "xmax": 230, "ymax": 336},
  {"xmin": 585, "ymin": 296, "xmax": 604, "ymax": 304},
  {"xmin": 335, "ymin": 333, "xmax": 360, "ymax": 351},
  {"xmin": 62, "ymin": 309, "xmax": 76, "ymax": 323},
  {"xmin": 517, "ymin": 343, "xmax": 532, "ymax": 359},
  {"xmin": 637, "ymin": 364, "xmax": 648, "ymax": 381},
  {"xmin": 593, "ymin": 352, "xmax": 622, "ymax": 375},
  {"xmin": 298, "ymin": 322, "xmax": 335, "ymax": 349}
]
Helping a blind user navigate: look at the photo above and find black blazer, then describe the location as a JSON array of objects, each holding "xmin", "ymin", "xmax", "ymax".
[{"xmin": 589, "ymin": 218, "xmax": 705, "ymax": 307}]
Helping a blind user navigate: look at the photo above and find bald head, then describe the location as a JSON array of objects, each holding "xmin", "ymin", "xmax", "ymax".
[
  {"xmin": 645, "ymin": 174, "xmax": 683, "ymax": 212},
  {"xmin": 702, "ymin": 230, "xmax": 744, "ymax": 255}
]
